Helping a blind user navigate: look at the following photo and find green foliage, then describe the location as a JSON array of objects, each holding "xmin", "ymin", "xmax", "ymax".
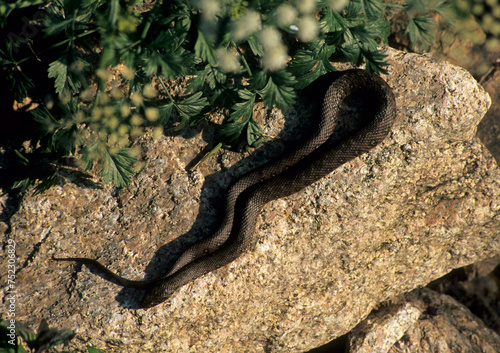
[
  {"xmin": 1, "ymin": 0, "xmax": 456, "ymax": 192},
  {"xmin": 404, "ymin": 0, "xmax": 458, "ymax": 50},
  {"xmin": 0, "ymin": 319, "xmax": 75, "ymax": 353},
  {"xmin": 220, "ymin": 89, "xmax": 261, "ymax": 146}
]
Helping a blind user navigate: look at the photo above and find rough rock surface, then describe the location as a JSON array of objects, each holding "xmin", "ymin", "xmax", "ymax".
[
  {"xmin": 348, "ymin": 300, "xmax": 424, "ymax": 353},
  {"xmin": 349, "ymin": 288, "xmax": 500, "ymax": 353},
  {"xmin": 477, "ymin": 64, "xmax": 500, "ymax": 165},
  {"xmin": 1, "ymin": 48, "xmax": 499, "ymax": 352}
]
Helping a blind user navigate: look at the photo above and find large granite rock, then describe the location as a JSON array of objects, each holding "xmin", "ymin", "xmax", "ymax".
[
  {"xmin": 348, "ymin": 287, "xmax": 500, "ymax": 353},
  {"xmin": 477, "ymin": 64, "xmax": 500, "ymax": 165},
  {"xmin": 1, "ymin": 47, "xmax": 498, "ymax": 352}
]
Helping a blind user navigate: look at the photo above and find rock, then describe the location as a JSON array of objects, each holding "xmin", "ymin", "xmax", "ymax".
[
  {"xmin": 1, "ymin": 47, "xmax": 498, "ymax": 352},
  {"xmin": 477, "ymin": 64, "xmax": 500, "ymax": 165},
  {"xmin": 348, "ymin": 299, "xmax": 424, "ymax": 353},
  {"xmin": 348, "ymin": 288, "xmax": 500, "ymax": 353},
  {"xmin": 426, "ymin": 254, "xmax": 500, "ymax": 333}
]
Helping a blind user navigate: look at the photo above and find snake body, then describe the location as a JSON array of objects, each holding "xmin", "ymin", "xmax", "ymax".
[{"xmin": 53, "ymin": 69, "xmax": 397, "ymax": 308}]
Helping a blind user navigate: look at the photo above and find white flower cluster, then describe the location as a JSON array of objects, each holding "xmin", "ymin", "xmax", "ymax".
[
  {"xmin": 277, "ymin": 0, "xmax": 349, "ymax": 42},
  {"xmin": 296, "ymin": 0, "xmax": 318, "ymax": 14},
  {"xmin": 191, "ymin": 0, "xmax": 220, "ymax": 20},
  {"xmin": 215, "ymin": 47, "xmax": 242, "ymax": 73},
  {"xmin": 298, "ymin": 16, "xmax": 319, "ymax": 42},
  {"xmin": 276, "ymin": 0, "xmax": 319, "ymax": 43},
  {"xmin": 276, "ymin": 4, "xmax": 298, "ymax": 27},
  {"xmin": 327, "ymin": 0, "xmax": 349, "ymax": 12},
  {"xmin": 258, "ymin": 27, "xmax": 288, "ymax": 71},
  {"xmin": 191, "ymin": 0, "xmax": 353, "ymax": 72},
  {"xmin": 294, "ymin": 0, "xmax": 320, "ymax": 43},
  {"xmin": 232, "ymin": 10, "xmax": 262, "ymax": 41}
]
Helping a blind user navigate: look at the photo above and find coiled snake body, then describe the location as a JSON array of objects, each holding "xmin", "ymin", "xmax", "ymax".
[{"xmin": 54, "ymin": 69, "xmax": 397, "ymax": 308}]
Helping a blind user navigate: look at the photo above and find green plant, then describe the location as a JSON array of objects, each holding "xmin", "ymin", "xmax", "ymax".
[
  {"xmin": 462, "ymin": 0, "xmax": 500, "ymax": 50},
  {"xmin": 0, "ymin": 319, "xmax": 74, "ymax": 353},
  {"xmin": 1, "ymin": 0, "xmax": 456, "ymax": 193}
]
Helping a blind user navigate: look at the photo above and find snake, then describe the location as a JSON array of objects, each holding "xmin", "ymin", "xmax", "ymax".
[{"xmin": 53, "ymin": 69, "xmax": 397, "ymax": 308}]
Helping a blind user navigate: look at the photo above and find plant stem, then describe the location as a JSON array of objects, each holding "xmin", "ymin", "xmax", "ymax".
[{"xmin": 236, "ymin": 46, "xmax": 252, "ymax": 76}]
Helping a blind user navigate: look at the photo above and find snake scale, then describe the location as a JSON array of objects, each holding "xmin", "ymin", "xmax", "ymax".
[{"xmin": 53, "ymin": 69, "xmax": 397, "ymax": 308}]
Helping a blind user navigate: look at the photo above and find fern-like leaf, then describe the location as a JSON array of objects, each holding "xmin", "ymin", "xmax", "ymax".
[
  {"xmin": 48, "ymin": 57, "xmax": 68, "ymax": 94},
  {"xmin": 258, "ymin": 70, "xmax": 297, "ymax": 110},
  {"xmin": 359, "ymin": 0, "xmax": 384, "ymax": 19},
  {"xmin": 220, "ymin": 89, "xmax": 259, "ymax": 145},
  {"xmin": 102, "ymin": 148, "xmax": 135, "ymax": 188},
  {"xmin": 194, "ymin": 30, "xmax": 216, "ymax": 65},
  {"xmin": 408, "ymin": 15, "xmax": 435, "ymax": 51}
]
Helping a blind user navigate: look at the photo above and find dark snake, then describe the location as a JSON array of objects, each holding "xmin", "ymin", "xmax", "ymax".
[{"xmin": 53, "ymin": 69, "xmax": 397, "ymax": 308}]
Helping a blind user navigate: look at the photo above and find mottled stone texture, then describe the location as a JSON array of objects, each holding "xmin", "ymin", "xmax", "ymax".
[
  {"xmin": 1, "ymin": 48, "xmax": 498, "ymax": 352},
  {"xmin": 477, "ymin": 65, "xmax": 500, "ymax": 165},
  {"xmin": 349, "ymin": 288, "xmax": 500, "ymax": 353}
]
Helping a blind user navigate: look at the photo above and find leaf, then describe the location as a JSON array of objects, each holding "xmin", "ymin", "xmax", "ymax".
[
  {"xmin": 33, "ymin": 171, "xmax": 59, "ymax": 196},
  {"xmin": 246, "ymin": 118, "xmax": 264, "ymax": 147},
  {"xmin": 102, "ymin": 148, "xmax": 136, "ymax": 188},
  {"xmin": 359, "ymin": 0, "xmax": 384, "ymax": 19},
  {"xmin": 34, "ymin": 318, "xmax": 75, "ymax": 352},
  {"xmin": 343, "ymin": 1, "xmax": 366, "ymax": 25},
  {"xmin": 206, "ymin": 65, "xmax": 227, "ymax": 90},
  {"xmin": 375, "ymin": 16, "xmax": 391, "ymax": 44},
  {"xmin": 220, "ymin": 90, "xmax": 257, "ymax": 145},
  {"xmin": 258, "ymin": 70, "xmax": 297, "ymax": 110},
  {"xmin": 288, "ymin": 50, "xmax": 319, "ymax": 80},
  {"xmin": 31, "ymin": 107, "xmax": 60, "ymax": 140},
  {"xmin": 31, "ymin": 104, "xmax": 79, "ymax": 154},
  {"xmin": 87, "ymin": 346, "xmax": 104, "ymax": 353},
  {"xmin": 157, "ymin": 101, "xmax": 175, "ymax": 125},
  {"xmin": 405, "ymin": 0, "xmax": 427, "ymax": 15},
  {"xmin": 189, "ymin": 142, "xmax": 222, "ymax": 170},
  {"xmin": 14, "ymin": 150, "xmax": 30, "ymax": 166},
  {"xmin": 10, "ymin": 150, "xmax": 60, "ymax": 193},
  {"xmin": 362, "ymin": 49, "xmax": 389, "ymax": 74},
  {"xmin": 81, "ymin": 0, "xmax": 103, "ymax": 12},
  {"xmin": 246, "ymin": 34, "xmax": 264, "ymax": 56},
  {"xmin": 47, "ymin": 56, "xmax": 88, "ymax": 94},
  {"xmin": 186, "ymin": 67, "xmax": 209, "ymax": 93},
  {"xmin": 176, "ymin": 91, "xmax": 209, "ymax": 117},
  {"xmin": 350, "ymin": 23, "xmax": 382, "ymax": 51},
  {"xmin": 289, "ymin": 44, "xmax": 336, "ymax": 89},
  {"xmin": 43, "ymin": 12, "xmax": 92, "ymax": 36},
  {"xmin": 48, "ymin": 57, "xmax": 68, "ymax": 94},
  {"xmin": 4, "ymin": 63, "xmax": 34, "ymax": 101},
  {"xmin": 109, "ymin": 0, "xmax": 121, "ymax": 28},
  {"xmin": 0, "ymin": 319, "xmax": 74, "ymax": 353},
  {"xmin": 323, "ymin": 9, "xmax": 348, "ymax": 32},
  {"xmin": 142, "ymin": 27, "xmax": 194, "ymax": 78},
  {"xmin": 227, "ymin": 90, "xmax": 256, "ymax": 123},
  {"xmin": 144, "ymin": 48, "xmax": 189, "ymax": 79},
  {"xmin": 186, "ymin": 64, "xmax": 232, "ymax": 105},
  {"xmin": 194, "ymin": 30, "xmax": 216, "ymax": 65},
  {"xmin": 79, "ymin": 142, "xmax": 98, "ymax": 171},
  {"xmin": 248, "ymin": 70, "xmax": 268, "ymax": 90},
  {"xmin": 432, "ymin": 0, "xmax": 456, "ymax": 27},
  {"xmin": 220, "ymin": 120, "xmax": 246, "ymax": 145},
  {"xmin": 202, "ymin": 66, "xmax": 232, "ymax": 105},
  {"xmin": 12, "ymin": 178, "xmax": 32, "ymax": 190},
  {"xmin": 162, "ymin": 91, "xmax": 209, "ymax": 129},
  {"xmin": 0, "ymin": 320, "xmax": 31, "ymax": 353},
  {"xmin": 408, "ymin": 15, "xmax": 435, "ymax": 51},
  {"xmin": 0, "ymin": 0, "xmax": 46, "ymax": 25}
]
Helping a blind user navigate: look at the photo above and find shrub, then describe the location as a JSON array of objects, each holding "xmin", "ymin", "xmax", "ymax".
[{"xmin": 0, "ymin": 0, "xmax": 455, "ymax": 192}]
